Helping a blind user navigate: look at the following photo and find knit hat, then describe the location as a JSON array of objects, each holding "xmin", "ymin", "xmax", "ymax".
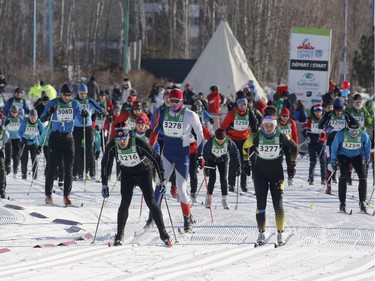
[
  {"xmin": 280, "ymin": 108, "xmax": 290, "ymax": 116},
  {"xmin": 136, "ymin": 116, "xmax": 147, "ymax": 124},
  {"xmin": 60, "ymin": 83, "xmax": 72, "ymax": 95},
  {"xmin": 115, "ymin": 125, "xmax": 130, "ymax": 139},
  {"xmin": 236, "ymin": 98, "xmax": 248, "ymax": 105},
  {"xmin": 99, "ymin": 90, "xmax": 106, "ymax": 96},
  {"xmin": 14, "ymin": 87, "xmax": 23, "ymax": 94},
  {"xmin": 10, "ymin": 105, "xmax": 18, "ymax": 113},
  {"xmin": 353, "ymin": 94, "xmax": 362, "ymax": 101},
  {"xmin": 313, "ymin": 104, "xmax": 323, "ymax": 112},
  {"xmin": 347, "ymin": 119, "xmax": 360, "ymax": 130},
  {"xmin": 194, "ymin": 100, "xmax": 203, "ymax": 107},
  {"xmin": 169, "ymin": 89, "xmax": 183, "ymax": 100},
  {"xmin": 132, "ymin": 100, "xmax": 141, "ymax": 109},
  {"xmin": 262, "ymin": 115, "xmax": 277, "ymax": 125},
  {"xmin": 29, "ymin": 109, "xmax": 38, "ymax": 117},
  {"xmin": 215, "ymin": 128, "xmax": 226, "ymax": 140},
  {"xmin": 333, "ymin": 98, "xmax": 344, "ymax": 110},
  {"xmin": 127, "ymin": 95, "xmax": 135, "ymax": 102}
]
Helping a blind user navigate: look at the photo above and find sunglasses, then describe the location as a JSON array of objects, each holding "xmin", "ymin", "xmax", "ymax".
[
  {"xmin": 62, "ymin": 93, "xmax": 72, "ymax": 97},
  {"xmin": 170, "ymin": 99, "xmax": 181, "ymax": 104},
  {"xmin": 79, "ymin": 92, "xmax": 87, "ymax": 95},
  {"xmin": 281, "ymin": 115, "xmax": 289, "ymax": 117},
  {"xmin": 116, "ymin": 136, "xmax": 128, "ymax": 141}
]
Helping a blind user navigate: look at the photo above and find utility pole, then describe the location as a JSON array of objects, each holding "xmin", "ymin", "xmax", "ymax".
[
  {"xmin": 33, "ymin": 0, "xmax": 36, "ymax": 75},
  {"xmin": 123, "ymin": 0, "xmax": 130, "ymax": 73},
  {"xmin": 48, "ymin": 0, "xmax": 54, "ymax": 72}
]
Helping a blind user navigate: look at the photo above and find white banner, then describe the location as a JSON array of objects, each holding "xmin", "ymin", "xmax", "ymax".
[{"xmin": 288, "ymin": 28, "xmax": 332, "ymax": 108}]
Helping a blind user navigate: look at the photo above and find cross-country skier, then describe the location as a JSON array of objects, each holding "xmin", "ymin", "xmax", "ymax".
[
  {"xmin": 40, "ymin": 83, "xmax": 86, "ymax": 205},
  {"xmin": 101, "ymin": 125, "xmax": 172, "ymax": 247},
  {"xmin": 242, "ymin": 106, "xmax": 298, "ymax": 246},
  {"xmin": 149, "ymin": 88, "xmax": 204, "ymax": 233},
  {"xmin": 330, "ymin": 118, "xmax": 371, "ymax": 213}
]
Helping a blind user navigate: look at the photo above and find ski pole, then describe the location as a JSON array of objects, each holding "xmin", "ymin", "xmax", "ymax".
[
  {"xmin": 139, "ymin": 193, "xmax": 144, "ymax": 220},
  {"xmin": 19, "ymin": 143, "xmax": 26, "ymax": 158},
  {"xmin": 203, "ymin": 174, "xmax": 214, "ymax": 223},
  {"xmin": 91, "ymin": 198, "xmax": 106, "ymax": 244},
  {"xmin": 92, "ymin": 172, "xmax": 122, "ymax": 244},
  {"xmin": 27, "ymin": 154, "xmax": 39, "ymax": 195},
  {"xmin": 235, "ymin": 175, "xmax": 240, "ymax": 210},
  {"xmin": 83, "ymin": 119, "xmax": 87, "ymax": 192},
  {"xmin": 309, "ymin": 170, "xmax": 336, "ymax": 209},
  {"xmin": 163, "ymin": 195, "xmax": 179, "ymax": 243}
]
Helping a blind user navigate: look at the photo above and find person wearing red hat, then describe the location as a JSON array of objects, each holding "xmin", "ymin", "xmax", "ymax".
[
  {"xmin": 121, "ymin": 95, "xmax": 136, "ymax": 112},
  {"xmin": 220, "ymin": 96, "xmax": 258, "ymax": 192},
  {"xmin": 302, "ymin": 104, "xmax": 327, "ymax": 185},
  {"xmin": 242, "ymin": 106, "xmax": 298, "ymax": 246},
  {"xmin": 149, "ymin": 88, "xmax": 204, "ymax": 233},
  {"xmin": 115, "ymin": 100, "xmax": 150, "ymax": 131},
  {"xmin": 278, "ymin": 107, "xmax": 298, "ymax": 186},
  {"xmin": 101, "ymin": 125, "xmax": 172, "ymax": 247}
]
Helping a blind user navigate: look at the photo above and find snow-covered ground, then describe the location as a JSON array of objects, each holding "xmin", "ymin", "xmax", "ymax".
[{"xmin": 0, "ymin": 156, "xmax": 374, "ymax": 281}]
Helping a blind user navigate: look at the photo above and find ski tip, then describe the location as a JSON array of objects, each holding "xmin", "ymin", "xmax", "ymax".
[
  {"xmin": 349, "ymin": 209, "xmax": 353, "ymax": 215},
  {"xmin": 80, "ymin": 203, "xmax": 84, "ymax": 207}
]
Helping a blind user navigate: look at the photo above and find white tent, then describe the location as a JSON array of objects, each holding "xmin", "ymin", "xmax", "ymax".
[{"xmin": 182, "ymin": 21, "xmax": 266, "ymax": 101}]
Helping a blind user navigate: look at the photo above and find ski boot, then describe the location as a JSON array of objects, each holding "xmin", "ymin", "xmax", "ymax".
[
  {"xmin": 339, "ymin": 201, "xmax": 346, "ymax": 213},
  {"xmin": 288, "ymin": 177, "xmax": 294, "ymax": 186},
  {"xmin": 359, "ymin": 201, "xmax": 367, "ymax": 213},
  {"xmin": 308, "ymin": 178, "xmax": 314, "ymax": 185},
  {"xmin": 325, "ymin": 183, "xmax": 333, "ymax": 195},
  {"xmin": 222, "ymin": 195, "xmax": 230, "ymax": 210},
  {"xmin": 1, "ymin": 189, "xmax": 6, "ymax": 199},
  {"xmin": 229, "ymin": 185, "xmax": 235, "ymax": 192},
  {"xmin": 58, "ymin": 181, "xmax": 64, "ymax": 190},
  {"xmin": 63, "ymin": 195, "xmax": 72, "ymax": 206},
  {"xmin": 277, "ymin": 231, "xmax": 286, "ymax": 246},
  {"xmin": 256, "ymin": 231, "xmax": 265, "ymax": 246},
  {"xmin": 113, "ymin": 234, "xmax": 124, "ymax": 246},
  {"xmin": 160, "ymin": 232, "xmax": 172, "ymax": 247},
  {"xmin": 45, "ymin": 195, "xmax": 53, "ymax": 204},
  {"xmin": 22, "ymin": 174, "xmax": 27, "ymax": 180},
  {"xmin": 86, "ymin": 173, "xmax": 91, "ymax": 181},
  {"xmin": 183, "ymin": 215, "xmax": 193, "ymax": 233},
  {"xmin": 241, "ymin": 186, "xmax": 248, "ymax": 193}
]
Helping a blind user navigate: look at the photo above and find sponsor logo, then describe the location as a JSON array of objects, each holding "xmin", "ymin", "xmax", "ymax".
[
  {"xmin": 297, "ymin": 38, "xmax": 315, "ymax": 50},
  {"xmin": 297, "ymin": 73, "xmax": 320, "ymax": 88},
  {"xmin": 315, "ymin": 50, "xmax": 323, "ymax": 58}
]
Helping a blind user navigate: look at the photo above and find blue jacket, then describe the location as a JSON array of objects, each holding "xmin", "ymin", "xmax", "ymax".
[
  {"xmin": 331, "ymin": 129, "xmax": 371, "ymax": 164},
  {"xmin": 19, "ymin": 118, "xmax": 44, "ymax": 145},
  {"xmin": 73, "ymin": 97, "xmax": 103, "ymax": 127},
  {"xmin": 40, "ymin": 98, "xmax": 83, "ymax": 133},
  {"xmin": 39, "ymin": 124, "xmax": 52, "ymax": 147},
  {"xmin": 0, "ymin": 129, "xmax": 10, "ymax": 149},
  {"xmin": 4, "ymin": 98, "xmax": 30, "ymax": 117}
]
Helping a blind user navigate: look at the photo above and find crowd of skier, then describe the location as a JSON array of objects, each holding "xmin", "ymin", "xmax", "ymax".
[{"xmin": 0, "ymin": 77, "xmax": 373, "ymax": 247}]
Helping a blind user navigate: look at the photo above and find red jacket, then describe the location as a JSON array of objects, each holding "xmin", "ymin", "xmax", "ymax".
[
  {"xmin": 220, "ymin": 108, "xmax": 252, "ymax": 141},
  {"xmin": 278, "ymin": 118, "xmax": 299, "ymax": 144},
  {"xmin": 207, "ymin": 91, "xmax": 221, "ymax": 114}
]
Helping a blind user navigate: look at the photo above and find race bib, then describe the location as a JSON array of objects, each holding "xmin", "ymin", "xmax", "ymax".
[
  {"xmin": 7, "ymin": 122, "xmax": 20, "ymax": 132},
  {"xmin": 342, "ymin": 141, "xmax": 361, "ymax": 150},
  {"xmin": 258, "ymin": 144, "xmax": 280, "ymax": 159},
  {"xmin": 163, "ymin": 120, "xmax": 183, "ymax": 138},
  {"xmin": 280, "ymin": 128, "xmax": 292, "ymax": 136},
  {"xmin": 57, "ymin": 107, "xmax": 74, "ymax": 122},
  {"xmin": 25, "ymin": 126, "xmax": 39, "ymax": 137},
  {"xmin": 233, "ymin": 119, "xmax": 249, "ymax": 131},
  {"xmin": 330, "ymin": 119, "xmax": 345, "ymax": 131},
  {"xmin": 311, "ymin": 123, "xmax": 322, "ymax": 134},
  {"xmin": 118, "ymin": 152, "xmax": 141, "ymax": 167}
]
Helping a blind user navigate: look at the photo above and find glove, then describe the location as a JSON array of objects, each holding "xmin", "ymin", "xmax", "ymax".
[
  {"xmin": 21, "ymin": 137, "xmax": 28, "ymax": 144},
  {"xmin": 243, "ymin": 161, "xmax": 251, "ymax": 176},
  {"xmin": 145, "ymin": 129, "xmax": 152, "ymax": 138},
  {"xmin": 107, "ymin": 116, "xmax": 113, "ymax": 123},
  {"xmin": 101, "ymin": 185, "xmax": 109, "ymax": 198},
  {"xmin": 204, "ymin": 167, "xmax": 210, "ymax": 177},
  {"xmin": 81, "ymin": 109, "xmax": 89, "ymax": 118},
  {"xmin": 37, "ymin": 146, "xmax": 42, "ymax": 155},
  {"xmin": 306, "ymin": 137, "xmax": 311, "ymax": 143},
  {"xmin": 197, "ymin": 155, "xmax": 205, "ymax": 169},
  {"xmin": 95, "ymin": 150, "xmax": 100, "ymax": 160},
  {"xmin": 48, "ymin": 105, "xmax": 57, "ymax": 114},
  {"xmin": 287, "ymin": 161, "xmax": 296, "ymax": 177},
  {"xmin": 236, "ymin": 165, "xmax": 242, "ymax": 176},
  {"xmin": 215, "ymin": 154, "xmax": 228, "ymax": 163},
  {"xmin": 326, "ymin": 126, "xmax": 333, "ymax": 134},
  {"xmin": 331, "ymin": 162, "xmax": 339, "ymax": 171}
]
